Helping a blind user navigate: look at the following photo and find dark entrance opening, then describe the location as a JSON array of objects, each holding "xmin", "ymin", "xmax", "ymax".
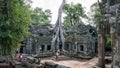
[
  {"xmin": 65, "ymin": 44, "xmax": 69, "ymax": 50},
  {"xmin": 47, "ymin": 45, "xmax": 51, "ymax": 51},
  {"xmin": 59, "ymin": 44, "xmax": 62, "ymax": 50},
  {"xmin": 20, "ymin": 46, "xmax": 24, "ymax": 53},
  {"xmin": 95, "ymin": 42, "xmax": 98, "ymax": 53},
  {"xmin": 80, "ymin": 45, "xmax": 84, "ymax": 51}
]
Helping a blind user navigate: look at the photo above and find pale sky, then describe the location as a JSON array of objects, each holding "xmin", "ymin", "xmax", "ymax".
[{"xmin": 31, "ymin": 0, "xmax": 97, "ymax": 24}]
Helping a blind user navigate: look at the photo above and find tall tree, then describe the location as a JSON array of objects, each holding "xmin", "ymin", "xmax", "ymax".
[
  {"xmin": 51, "ymin": 0, "xmax": 66, "ymax": 52},
  {"xmin": 90, "ymin": 1, "xmax": 106, "ymax": 68},
  {"xmin": 63, "ymin": 3, "xmax": 87, "ymax": 28},
  {"xmin": 31, "ymin": 7, "xmax": 51, "ymax": 25},
  {"xmin": 0, "ymin": 0, "xmax": 31, "ymax": 57},
  {"xmin": 90, "ymin": 0, "xmax": 120, "ymax": 68}
]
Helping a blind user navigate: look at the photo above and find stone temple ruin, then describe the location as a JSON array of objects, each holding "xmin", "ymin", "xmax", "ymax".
[
  {"xmin": 21, "ymin": 23, "xmax": 97, "ymax": 58},
  {"xmin": 20, "ymin": 0, "xmax": 98, "ymax": 59}
]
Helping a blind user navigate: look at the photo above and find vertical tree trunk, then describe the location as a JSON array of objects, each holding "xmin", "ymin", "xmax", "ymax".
[
  {"xmin": 98, "ymin": 34, "xmax": 105, "ymax": 68},
  {"xmin": 97, "ymin": 20, "xmax": 105, "ymax": 68},
  {"xmin": 110, "ymin": 23, "xmax": 115, "ymax": 68},
  {"xmin": 51, "ymin": 0, "xmax": 66, "ymax": 52}
]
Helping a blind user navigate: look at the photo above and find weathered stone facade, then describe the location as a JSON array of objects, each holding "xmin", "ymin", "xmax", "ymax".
[
  {"xmin": 22, "ymin": 23, "xmax": 97, "ymax": 57},
  {"xmin": 109, "ymin": 4, "xmax": 120, "ymax": 68},
  {"xmin": 22, "ymin": 24, "xmax": 53, "ymax": 54},
  {"xmin": 65, "ymin": 24, "xmax": 97, "ymax": 56}
]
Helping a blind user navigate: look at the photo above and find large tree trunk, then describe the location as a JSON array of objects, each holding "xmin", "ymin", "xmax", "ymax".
[
  {"xmin": 97, "ymin": 20, "xmax": 105, "ymax": 68},
  {"xmin": 98, "ymin": 34, "xmax": 105, "ymax": 68},
  {"xmin": 51, "ymin": 0, "xmax": 66, "ymax": 52}
]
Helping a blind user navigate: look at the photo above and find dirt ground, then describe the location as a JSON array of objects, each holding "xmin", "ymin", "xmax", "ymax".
[
  {"xmin": 41, "ymin": 56, "xmax": 111, "ymax": 68},
  {"xmin": 41, "ymin": 56, "xmax": 98, "ymax": 68}
]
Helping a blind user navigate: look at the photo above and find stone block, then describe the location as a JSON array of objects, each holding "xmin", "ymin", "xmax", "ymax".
[
  {"xmin": 110, "ymin": 4, "xmax": 120, "ymax": 13},
  {"xmin": 27, "ymin": 57, "xmax": 36, "ymax": 64},
  {"xmin": 0, "ymin": 56, "xmax": 7, "ymax": 63},
  {"xmin": 44, "ymin": 62, "xmax": 58, "ymax": 68},
  {"xmin": 0, "ymin": 63, "xmax": 10, "ymax": 68}
]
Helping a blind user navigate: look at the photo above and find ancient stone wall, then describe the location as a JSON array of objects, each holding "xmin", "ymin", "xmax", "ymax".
[
  {"xmin": 65, "ymin": 24, "xmax": 97, "ymax": 56},
  {"xmin": 22, "ymin": 23, "xmax": 97, "ymax": 57},
  {"xmin": 109, "ymin": 4, "xmax": 120, "ymax": 68}
]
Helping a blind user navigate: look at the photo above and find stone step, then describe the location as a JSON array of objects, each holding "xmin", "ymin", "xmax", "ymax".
[{"xmin": 53, "ymin": 55, "xmax": 72, "ymax": 60}]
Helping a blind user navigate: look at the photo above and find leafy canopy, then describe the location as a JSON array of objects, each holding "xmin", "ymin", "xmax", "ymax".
[
  {"xmin": 0, "ymin": 0, "xmax": 31, "ymax": 56},
  {"xmin": 31, "ymin": 7, "xmax": 51, "ymax": 25},
  {"xmin": 63, "ymin": 3, "xmax": 87, "ymax": 28},
  {"xmin": 89, "ymin": 2, "xmax": 102, "ymax": 26}
]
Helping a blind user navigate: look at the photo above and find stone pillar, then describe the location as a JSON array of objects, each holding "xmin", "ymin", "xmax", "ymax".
[
  {"xmin": 84, "ymin": 45, "xmax": 87, "ymax": 54},
  {"xmin": 109, "ymin": 5, "xmax": 120, "ymax": 67},
  {"xmin": 36, "ymin": 45, "xmax": 39, "ymax": 54},
  {"xmin": 51, "ymin": 39, "xmax": 56, "ymax": 52},
  {"xmin": 45, "ymin": 45, "xmax": 47, "ymax": 52},
  {"xmin": 77, "ymin": 44, "xmax": 79, "ymax": 52},
  {"xmin": 75, "ymin": 42, "xmax": 77, "ymax": 53},
  {"xmin": 75, "ymin": 45, "xmax": 77, "ymax": 53},
  {"xmin": 78, "ymin": 45, "xmax": 80, "ymax": 52},
  {"xmin": 70, "ymin": 44, "xmax": 72, "ymax": 51},
  {"xmin": 111, "ymin": 19, "xmax": 120, "ymax": 68}
]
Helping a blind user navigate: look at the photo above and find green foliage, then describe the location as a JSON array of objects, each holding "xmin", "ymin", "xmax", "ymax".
[
  {"xmin": 31, "ymin": 7, "xmax": 51, "ymax": 25},
  {"xmin": 89, "ymin": 2, "xmax": 102, "ymax": 26},
  {"xmin": 0, "ymin": 0, "xmax": 31, "ymax": 56},
  {"xmin": 102, "ymin": 0, "xmax": 120, "ymax": 6},
  {"xmin": 105, "ymin": 36, "xmax": 111, "ymax": 50},
  {"xmin": 63, "ymin": 3, "xmax": 87, "ymax": 28}
]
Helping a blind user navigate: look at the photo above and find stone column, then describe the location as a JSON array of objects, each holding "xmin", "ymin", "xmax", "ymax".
[
  {"xmin": 84, "ymin": 45, "xmax": 87, "ymax": 55},
  {"xmin": 75, "ymin": 42, "xmax": 77, "ymax": 53},
  {"xmin": 78, "ymin": 44, "xmax": 80, "ymax": 52},
  {"xmin": 45, "ymin": 45, "xmax": 47, "ymax": 52},
  {"xmin": 36, "ymin": 45, "xmax": 39, "ymax": 54},
  {"xmin": 109, "ymin": 5, "xmax": 120, "ymax": 67},
  {"xmin": 111, "ymin": 20, "xmax": 120, "ymax": 68},
  {"xmin": 70, "ymin": 44, "xmax": 72, "ymax": 51}
]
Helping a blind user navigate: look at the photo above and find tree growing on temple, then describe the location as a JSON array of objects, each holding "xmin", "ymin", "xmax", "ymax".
[
  {"xmin": 0, "ymin": 0, "xmax": 31, "ymax": 57},
  {"xmin": 63, "ymin": 3, "xmax": 87, "ymax": 28}
]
